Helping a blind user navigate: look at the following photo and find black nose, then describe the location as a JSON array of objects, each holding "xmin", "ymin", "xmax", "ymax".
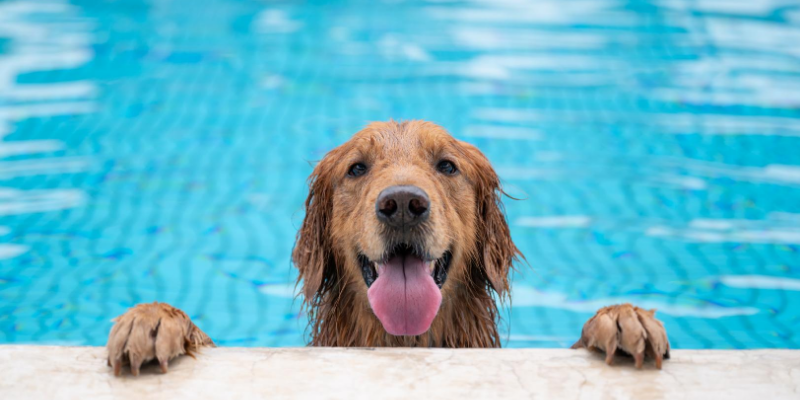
[{"xmin": 376, "ymin": 185, "xmax": 430, "ymax": 228}]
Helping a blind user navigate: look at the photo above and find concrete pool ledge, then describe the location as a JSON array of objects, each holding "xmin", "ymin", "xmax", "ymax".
[{"xmin": 1, "ymin": 346, "xmax": 798, "ymax": 399}]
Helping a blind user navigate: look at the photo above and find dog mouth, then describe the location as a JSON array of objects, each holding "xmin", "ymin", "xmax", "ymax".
[
  {"xmin": 359, "ymin": 245, "xmax": 452, "ymax": 289},
  {"xmin": 358, "ymin": 244, "xmax": 452, "ymax": 336}
]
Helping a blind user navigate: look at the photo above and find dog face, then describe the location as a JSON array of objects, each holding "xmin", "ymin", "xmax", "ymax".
[{"xmin": 293, "ymin": 120, "xmax": 518, "ymax": 338}]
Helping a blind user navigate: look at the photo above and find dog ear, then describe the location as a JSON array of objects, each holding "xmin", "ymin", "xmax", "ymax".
[
  {"xmin": 292, "ymin": 151, "xmax": 340, "ymax": 302},
  {"xmin": 461, "ymin": 142, "xmax": 521, "ymax": 297}
]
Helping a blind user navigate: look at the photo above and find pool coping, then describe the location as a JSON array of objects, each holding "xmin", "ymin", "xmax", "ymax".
[{"xmin": 1, "ymin": 345, "xmax": 798, "ymax": 399}]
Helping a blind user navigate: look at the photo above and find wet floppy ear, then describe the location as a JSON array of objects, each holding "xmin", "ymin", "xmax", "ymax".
[
  {"xmin": 461, "ymin": 142, "xmax": 521, "ymax": 296},
  {"xmin": 292, "ymin": 152, "xmax": 339, "ymax": 302}
]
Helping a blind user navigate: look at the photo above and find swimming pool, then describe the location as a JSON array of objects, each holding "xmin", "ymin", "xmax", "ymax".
[{"xmin": 1, "ymin": 0, "xmax": 799, "ymax": 349}]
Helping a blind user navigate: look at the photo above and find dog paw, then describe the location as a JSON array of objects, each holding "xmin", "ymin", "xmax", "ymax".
[
  {"xmin": 106, "ymin": 302, "xmax": 214, "ymax": 376},
  {"xmin": 571, "ymin": 303, "xmax": 670, "ymax": 369}
]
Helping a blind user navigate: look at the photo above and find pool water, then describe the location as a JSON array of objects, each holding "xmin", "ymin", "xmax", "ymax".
[{"xmin": 1, "ymin": 0, "xmax": 799, "ymax": 349}]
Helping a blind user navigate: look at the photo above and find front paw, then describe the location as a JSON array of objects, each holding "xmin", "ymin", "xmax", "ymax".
[
  {"xmin": 106, "ymin": 302, "xmax": 214, "ymax": 376},
  {"xmin": 571, "ymin": 304, "xmax": 670, "ymax": 369}
]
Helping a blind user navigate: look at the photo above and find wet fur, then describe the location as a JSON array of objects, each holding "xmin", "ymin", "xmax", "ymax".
[
  {"xmin": 106, "ymin": 121, "xmax": 671, "ymax": 375},
  {"xmin": 292, "ymin": 120, "xmax": 522, "ymax": 347}
]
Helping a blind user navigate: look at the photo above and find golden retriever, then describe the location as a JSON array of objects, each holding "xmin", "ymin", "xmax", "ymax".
[{"xmin": 106, "ymin": 120, "xmax": 670, "ymax": 376}]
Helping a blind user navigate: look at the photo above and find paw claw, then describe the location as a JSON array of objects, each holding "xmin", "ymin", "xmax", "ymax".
[
  {"xmin": 106, "ymin": 302, "xmax": 213, "ymax": 377},
  {"xmin": 130, "ymin": 354, "xmax": 143, "ymax": 377},
  {"xmin": 575, "ymin": 303, "xmax": 670, "ymax": 369},
  {"xmin": 634, "ymin": 352, "xmax": 644, "ymax": 369}
]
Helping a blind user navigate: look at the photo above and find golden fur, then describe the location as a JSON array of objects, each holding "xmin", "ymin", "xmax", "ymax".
[
  {"xmin": 292, "ymin": 120, "xmax": 521, "ymax": 347},
  {"xmin": 106, "ymin": 120, "xmax": 671, "ymax": 375}
]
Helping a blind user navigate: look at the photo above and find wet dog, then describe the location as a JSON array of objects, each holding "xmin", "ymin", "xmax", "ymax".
[{"xmin": 106, "ymin": 121, "xmax": 669, "ymax": 375}]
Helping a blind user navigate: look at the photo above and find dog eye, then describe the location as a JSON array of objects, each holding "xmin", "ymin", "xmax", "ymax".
[
  {"xmin": 348, "ymin": 162, "xmax": 368, "ymax": 177},
  {"xmin": 436, "ymin": 160, "xmax": 457, "ymax": 175}
]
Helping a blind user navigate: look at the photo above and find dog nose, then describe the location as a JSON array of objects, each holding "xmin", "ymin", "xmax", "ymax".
[{"xmin": 376, "ymin": 185, "xmax": 430, "ymax": 228}]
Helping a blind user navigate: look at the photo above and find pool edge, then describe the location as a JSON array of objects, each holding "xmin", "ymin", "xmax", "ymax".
[{"xmin": 1, "ymin": 345, "xmax": 799, "ymax": 399}]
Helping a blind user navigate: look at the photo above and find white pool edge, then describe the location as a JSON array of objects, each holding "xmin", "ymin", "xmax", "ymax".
[{"xmin": 1, "ymin": 345, "xmax": 799, "ymax": 399}]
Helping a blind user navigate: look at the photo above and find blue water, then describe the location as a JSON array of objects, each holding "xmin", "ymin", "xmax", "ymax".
[{"xmin": 1, "ymin": 0, "xmax": 799, "ymax": 349}]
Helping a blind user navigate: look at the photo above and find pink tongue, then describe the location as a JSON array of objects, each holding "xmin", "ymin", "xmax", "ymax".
[{"xmin": 367, "ymin": 255, "xmax": 442, "ymax": 336}]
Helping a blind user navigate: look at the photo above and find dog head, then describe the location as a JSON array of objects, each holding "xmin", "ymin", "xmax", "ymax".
[{"xmin": 293, "ymin": 120, "xmax": 519, "ymax": 337}]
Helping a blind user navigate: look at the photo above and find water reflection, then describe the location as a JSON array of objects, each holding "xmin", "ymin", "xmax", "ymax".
[
  {"xmin": 0, "ymin": 0, "xmax": 798, "ymax": 349},
  {"xmin": 0, "ymin": 0, "xmax": 95, "ymax": 265}
]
